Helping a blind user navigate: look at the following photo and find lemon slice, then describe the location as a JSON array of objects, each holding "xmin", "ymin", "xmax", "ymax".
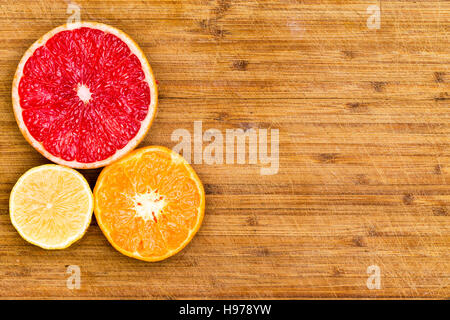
[{"xmin": 10, "ymin": 164, "xmax": 93, "ymax": 249}]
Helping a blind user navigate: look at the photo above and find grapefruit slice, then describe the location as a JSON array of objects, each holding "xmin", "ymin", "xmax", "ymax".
[
  {"xmin": 10, "ymin": 164, "xmax": 93, "ymax": 249},
  {"xmin": 93, "ymin": 146, "xmax": 205, "ymax": 262},
  {"xmin": 12, "ymin": 22, "xmax": 158, "ymax": 169}
]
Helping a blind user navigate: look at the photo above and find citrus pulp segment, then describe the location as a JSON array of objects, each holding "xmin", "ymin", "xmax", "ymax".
[
  {"xmin": 10, "ymin": 164, "xmax": 93, "ymax": 249},
  {"xmin": 12, "ymin": 22, "xmax": 158, "ymax": 168},
  {"xmin": 94, "ymin": 146, "xmax": 205, "ymax": 262}
]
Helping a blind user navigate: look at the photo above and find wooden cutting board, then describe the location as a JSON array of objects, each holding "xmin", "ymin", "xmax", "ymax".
[{"xmin": 0, "ymin": 0, "xmax": 448, "ymax": 299}]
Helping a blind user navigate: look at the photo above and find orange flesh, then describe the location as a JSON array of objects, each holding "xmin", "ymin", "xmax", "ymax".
[{"xmin": 94, "ymin": 146, "xmax": 204, "ymax": 261}]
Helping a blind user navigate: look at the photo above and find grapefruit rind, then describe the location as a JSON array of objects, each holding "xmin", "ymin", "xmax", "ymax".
[
  {"xmin": 93, "ymin": 146, "xmax": 205, "ymax": 262},
  {"xmin": 12, "ymin": 22, "xmax": 158, "ymax": 169},
  {"xmin": 9, "ymin": 164, "xmax": 94, "ymax": 250}
]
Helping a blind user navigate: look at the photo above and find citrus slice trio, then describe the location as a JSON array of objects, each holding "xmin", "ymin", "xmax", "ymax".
[{"xmin": 9, "ymin": 23, "xmax": 204, "ymax": 261}]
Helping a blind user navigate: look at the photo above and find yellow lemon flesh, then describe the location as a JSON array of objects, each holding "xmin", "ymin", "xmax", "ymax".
[{"xmin": 10, "ymin": 164, "xmax": 93, "ymax": 249}]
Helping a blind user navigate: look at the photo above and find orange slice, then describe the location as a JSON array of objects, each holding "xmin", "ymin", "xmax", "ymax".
[{"xmin": 93, "ymin": 146, "xmax": 205, "ymax": 261}]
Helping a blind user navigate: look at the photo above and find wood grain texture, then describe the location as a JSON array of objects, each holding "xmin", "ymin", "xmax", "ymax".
[{"xmin": 0, "ymin": 0, "xmax": 449, "ymax": 299}]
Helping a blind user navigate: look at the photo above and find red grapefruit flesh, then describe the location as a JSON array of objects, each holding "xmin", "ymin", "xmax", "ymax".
[{"xmin": 12, "ymin": 22, "xmax": 158, "ymax": 168}]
